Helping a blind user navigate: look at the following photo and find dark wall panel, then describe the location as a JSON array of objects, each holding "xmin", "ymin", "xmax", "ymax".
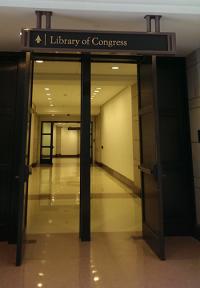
[
  {"xmin": 156, "ymin": 57, "xmax": 196, "ymax": 235},
  {"xmin": 0, "ymin": 55, "xmax": 19, "ymax": 241}
]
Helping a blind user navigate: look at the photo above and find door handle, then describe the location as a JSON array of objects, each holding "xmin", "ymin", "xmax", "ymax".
[
  {"xmin": 138, "ymin": 164, "xmax": 158, "ymax": 180},
  {"xmin": 28, "ymin": 166, "xmax": 32, "ymax": 175},
  {"xmin": 138, "ymin": 165, "xmax": 152, "ymax": 175}
]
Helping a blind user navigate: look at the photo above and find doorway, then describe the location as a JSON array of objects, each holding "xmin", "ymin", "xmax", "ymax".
[
  {"xmin": 15, "ymin": 53, "xmax": 196, "ymax": 265},
  {"xmin": 27, "ymin": 57, "xmax": 142, "ymax": 237},
  {"xmin": 27, "ymin": 60, "xmax": 82, "ymax": 235}
]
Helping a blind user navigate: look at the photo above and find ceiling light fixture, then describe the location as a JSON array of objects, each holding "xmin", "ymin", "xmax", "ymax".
[
  {"xmin": 96, "ymin": 87, "xmax": 101, "ymax": 90},
  {"xmin": 94, "ymin": 90, "xmax": 99, "ymax": 93},
  {"xmin": 50, "ymin": 104, "xmax": 54, "ymax": 107},
  {"xmin": 112, "ymin": 66, "xmax": 119, "ymax": 70},
  {"xmin": 36, "ymin": 60, "xmax": 44, "ymax": 64},
  {"xmin": 46, "ymin": 93, "xmax": 51, "ymax": 96},
  {"xmin": 45, "ymin": 88, "xmax": 50, "ymax": 91},
  {"xmin": 48, "ymin": 97, "xmax": 52, "ymax": 100},
  {"xmin": 93, "ymin": 276, "xmax": 100, "ymax": 282}
]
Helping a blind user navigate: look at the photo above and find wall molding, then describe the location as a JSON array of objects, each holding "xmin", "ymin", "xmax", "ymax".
[{"xmin": 95, "ymin": 161, "xmax": 141, "ymax": 197}]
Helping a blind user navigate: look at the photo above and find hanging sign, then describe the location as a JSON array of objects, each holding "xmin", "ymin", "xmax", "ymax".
[{"xmin": 21, "ymin": 29, "xmax": 176, "ymax": 55}]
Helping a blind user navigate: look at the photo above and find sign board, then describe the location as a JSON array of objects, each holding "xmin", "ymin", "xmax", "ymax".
[{"xmin": 21, "ymin": 29, "xmax": 176, "ymax": 55}]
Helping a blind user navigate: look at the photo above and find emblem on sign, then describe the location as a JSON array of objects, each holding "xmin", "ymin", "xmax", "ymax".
[{"xmin": 35, "ymin": 35, "xmax": 42, "ymax": 44}]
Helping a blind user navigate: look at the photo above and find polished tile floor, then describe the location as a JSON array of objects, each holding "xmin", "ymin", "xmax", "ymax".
[
  {"xmin": 27, "ymin": 158, "xmax": 142, "ymax": 234},
  {"xmin": 0, "ymin": 159, "xmax": 200, "ymax": 288}
]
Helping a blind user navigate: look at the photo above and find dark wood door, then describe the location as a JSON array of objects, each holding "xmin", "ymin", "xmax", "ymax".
[
  {"xmin": 40, "ymin": 121, "xmax": 54, "ymax": 164},
  {"xmin": 138, "ymin": 56, "xmax": 165, "ymax": 260},
  {"xmin": 0, "ymin": 53, "xmax": 20, "ymax": 242},
  {"xmin": 15, "ymin": 53, "xmax": 33, "ymax": 266}
]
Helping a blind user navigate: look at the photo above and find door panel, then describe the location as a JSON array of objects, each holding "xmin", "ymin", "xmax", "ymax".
[
  {"xmin": 0, "ymin": 54, "xmax": 19, "ymax": 241},
  {"xmin": 80, "ymin": 55, "xmax": 91, "ymax": 241},
  {"xmin": 15, "ymin": 52, "xmax": 33, "ymax": 266},
  {"xmin": 138, "ymin": 57, "xmax": 165, "ymax": 260},
  {"xmin": 40, "ymin": 122, "xmax": 53, "ymax": 164}
]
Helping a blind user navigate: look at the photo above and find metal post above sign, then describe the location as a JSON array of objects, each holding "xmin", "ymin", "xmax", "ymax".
[{"xmin": 21, "ymin": 13, "xmax": 176, "ymax": 55}]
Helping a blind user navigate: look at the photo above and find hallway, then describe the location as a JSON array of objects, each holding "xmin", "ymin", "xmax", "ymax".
[{"xmin": 27, "ymin": 158, "xmax": 142, "ymax": 234}]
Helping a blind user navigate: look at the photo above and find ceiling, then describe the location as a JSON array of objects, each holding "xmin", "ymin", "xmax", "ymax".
[
  {"xmin": 0, "ymin": 2, "xmax": 200, "ymax": 55},
  {"xmin": 33, "ymin": 61, "xmax": 137, "ymax": 115}
]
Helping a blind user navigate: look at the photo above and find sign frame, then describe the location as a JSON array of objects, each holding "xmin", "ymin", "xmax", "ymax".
[{"xmin": 21, "ymin": 28, "xmax": 176, "ymax": 55}]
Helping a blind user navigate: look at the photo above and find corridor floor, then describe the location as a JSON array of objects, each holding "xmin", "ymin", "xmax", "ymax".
[
  {"xmin": 27, "ymin": 158, "xmax": 142, "ymax": 234},
  {"xmin": 0, "ymin": 158, "xmax": 200, "ymax": 288}
]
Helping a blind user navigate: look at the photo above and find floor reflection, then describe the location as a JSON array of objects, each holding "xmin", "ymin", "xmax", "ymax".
[{"xmin": 27, "ymin": 158, "xmax": 142, "ymax": 234}]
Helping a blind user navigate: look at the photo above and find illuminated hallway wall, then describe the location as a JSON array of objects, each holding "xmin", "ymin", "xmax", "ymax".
[{"xmin": 95, "ymin": 86, "xmax": 135, "ymax": 181}]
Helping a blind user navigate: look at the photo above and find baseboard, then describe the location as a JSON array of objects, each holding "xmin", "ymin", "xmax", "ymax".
[
  {"xmin": 54, "ymin": 154, "xmax": 80, "ymax": 158},
  {"xmin": 95, "ymin": 161, "xmax": 141, "ymax": 197}
]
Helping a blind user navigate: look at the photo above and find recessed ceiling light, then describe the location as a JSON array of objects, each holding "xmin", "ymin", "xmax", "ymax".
[
  {"xmin": 36, "ymin": 60, "xmax": 44, "ymax": 63},
  {"xmin": 46, "ymin": 93, "xmax": 51, "ymax": 96},
  {"xmin": 19, "ymin": 32, "xmax": 22, "ymax": 36},
  {"xmin": 112, "ymin": 66, "xmax": 119, "ymax": 70},
  {"xmin": 96, "ymin": 87, "xmax": 101, "ymax": 90},
  {"xmin": 93, "ymin": 276, "xmax": 100, "ymax": 282},
  {"xmin": 48, "ymin": 97, "xmax": 52, "ymax": 100},
  {"xmin": 94, "ymin": 90, "xmax": 99, "ymax": 93},
  {"xmin": 45, "ymin": 88, "xmax": 50, "ymax": 91},
  {"xmin": 50, "ymin": 104, "xmax": 54, "ymax": 107}
]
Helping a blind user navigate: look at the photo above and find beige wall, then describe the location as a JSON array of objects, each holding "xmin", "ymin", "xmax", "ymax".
[
  {"xmin": 94, "ymin": 113, "xmax": 102, "ymax": 163},
  {"xmin": 53, "ymin": 125, "xmax": 57, "ymax": 156},
  {"xmin": 29, "ymin": 105, "xmax": 39, "ymax": 165},
  {"xmin": 131, "ymin": 84, "xmax": 141, "ymax": 191},
  {"xmin": 187, "ymin": 49, "xmax": 200, "ymax": 225},
  {"xmin": 56, "ymin": 127, "xmax": 61, "ymax": 155},
  {"xmin": 61, "ymin": 128, "xmax": 80, "ymax": 155},
  {"xmin": 96, "ymin": 86, "xmax": 135, "ymax": 181}
]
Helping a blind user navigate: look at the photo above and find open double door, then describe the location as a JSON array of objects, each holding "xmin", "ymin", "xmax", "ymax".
[
  {"xmin": 11, "ymin": 52, "xmax": 167, "ymax": 265},
  {"xmin": 4, "ymin": 52, "xmax": 194, "ymax": 266}
]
